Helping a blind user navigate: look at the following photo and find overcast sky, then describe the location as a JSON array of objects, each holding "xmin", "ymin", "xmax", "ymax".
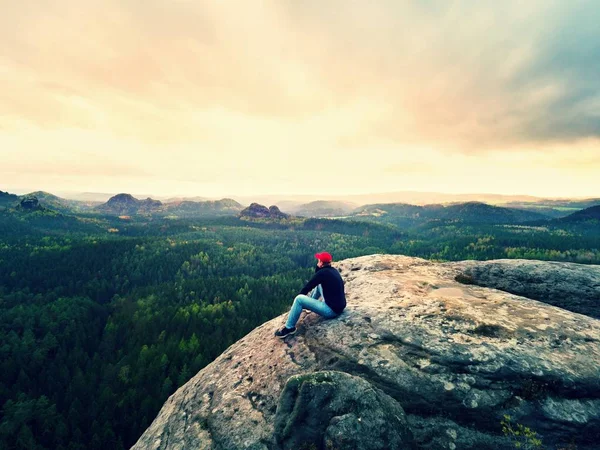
[{"xmin": 1, "ymin": 0, "xmax": 599, "ymax": 198}]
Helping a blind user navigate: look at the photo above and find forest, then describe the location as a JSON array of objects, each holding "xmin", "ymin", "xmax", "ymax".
[{"xmin": 1, "ymin": 207, "xmax": 599, "ymax": 449}]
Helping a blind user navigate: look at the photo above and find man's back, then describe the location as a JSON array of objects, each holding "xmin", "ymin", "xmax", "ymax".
[{"xmin": 300, "ymin": 265, "xmax": 346, "ymax": 314}]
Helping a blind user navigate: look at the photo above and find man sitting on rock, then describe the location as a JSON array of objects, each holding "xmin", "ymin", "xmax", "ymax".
[{"xmin": 275, "ymin": 251, "xmax": 347, "ymax": 338}]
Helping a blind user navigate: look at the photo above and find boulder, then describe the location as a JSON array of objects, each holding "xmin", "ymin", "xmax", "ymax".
[{"xmin": 274, "ymin": 371, "xmax": 414, "ymax": 450}]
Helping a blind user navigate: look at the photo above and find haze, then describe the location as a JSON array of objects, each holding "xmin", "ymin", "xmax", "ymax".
[{"xmin": 1, "ymin": 0, "xmax": 599, "ymax": 198}]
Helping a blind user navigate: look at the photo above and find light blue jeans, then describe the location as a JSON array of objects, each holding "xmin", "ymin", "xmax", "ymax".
[{"xmin": 285, "ymin": 284, "xmax": 338, "ymax": 329}]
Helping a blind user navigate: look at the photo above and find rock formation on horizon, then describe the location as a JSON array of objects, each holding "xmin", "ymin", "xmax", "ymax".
[
  {"xmin": 132, "ymin": 255, "xmax": 600, "ymax": 450},
  {"xmin": 17, "ymin": 195, "xmax": 43, "ymax": 211},
  {"xmin": 240, "ymin": 203, "xmax": 290, "ymax": 219}
]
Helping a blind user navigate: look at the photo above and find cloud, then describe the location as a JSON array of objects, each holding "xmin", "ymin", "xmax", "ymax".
[
  {"xmin": 1, "ymin": 0, "xmax": 599, "ymax": 197},
  {"xmin": 2, "ymin": 0, "xmax": 599, "ymax": 150}
]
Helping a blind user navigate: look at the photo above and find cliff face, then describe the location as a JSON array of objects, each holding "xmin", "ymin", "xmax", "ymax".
[{"xmin": 132, "ymin": 255, "xmax": 600, "ymax": 450}]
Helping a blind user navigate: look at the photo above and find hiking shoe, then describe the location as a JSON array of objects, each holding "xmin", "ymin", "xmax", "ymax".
[{"xmin": 274, "ymin": 326, "xmax": 297, "ymax": 339}]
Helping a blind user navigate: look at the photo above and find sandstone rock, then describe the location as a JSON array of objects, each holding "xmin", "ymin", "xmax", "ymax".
[
  {"xmin": 451, "ymin": 259, "xmax": 600, "ymax": 319},
  {"xmin": 132, "ymin": 255, "xmax": 600, "ymax": 450},
  {"xmin": 268, "ymin": 205, "xmax": 289, "ymax": 219},
  {"xmin": 19, "ymin": 196, "xmax": 40, "ymax": 210},
  {"xmin": 240, "ymin": 203, "xmax": 289, "ymax": 219},
  {"xmin": 240, "ymin": 203, "xmax": 271, "ymax": 218},
  {"xmin": 274, "ymin": 371, "xmax": 414, "ymax": 450}
]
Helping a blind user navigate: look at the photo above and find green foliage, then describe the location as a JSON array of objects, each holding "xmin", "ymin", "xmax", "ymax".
[
  {"xmin": 0, "ymin": 206, "xmax": 597, "ymax": 449},
  {"xmin": 0, "ymin": 214, "xmax": 400, "ymax": 449},
  {"xmin": 501, "ymin": 415, "xmax": 544, "ymax": 449},
  {"xmin": 391, "ymin": 222, "xmax": 600, "ymax": 264}
]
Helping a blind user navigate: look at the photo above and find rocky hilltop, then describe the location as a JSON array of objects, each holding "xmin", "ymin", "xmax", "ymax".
[
  {"xmin": 240, "ymin": 203, "xmax": 290, "ymax": 219},
  {"xmin": 132, "ymin": 255, "xmax": 600, "ymax": 450}
]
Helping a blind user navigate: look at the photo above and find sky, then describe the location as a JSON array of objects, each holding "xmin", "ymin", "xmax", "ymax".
[{"xmin": 1, "ymin": 0, "xmax": 599, "ymax": 199}]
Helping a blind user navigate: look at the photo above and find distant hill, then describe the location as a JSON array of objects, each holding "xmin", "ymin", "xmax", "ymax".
[
  {"xmin": 503, "ymin": 198, "xmax": 600, "ymax": 218},
  {"xmin": 533, "ymin": 198, "xmax": 600, "ymax": 209},
  {"xmin": 164, "ymin": 198, "xmax": 243, "ymax": 217},
  {"xmin": 290, "ymin": 201, "xmax": 358, "ymax": 217},
  {"xmin": 0, "ymin": 199, "xmax": 105, "ymax": 236},
  {"xmin": 38, "ymin": 189, "xmax": 599, "ymax": 210},
  {"xmin": 438, "ymin": 202, "xmax": 549, "ymax": 223},
  {"xmin": 96, "ymin": 194, "xmax": 163, "ymax": 215},
  {"xmin": 557, "ymin": 205, "xmax": 600, "ymax": 223},
  {"xmin": 350, "ymin": 201, "xmax": 549, "ymax": 227},
  {"xmin": 230, "ymin": 191, "xmax": 544, "ymax": 206},
  {"xmin": 164, "ymin": 196, "xmax": 211, "ymax": 203},
  {"xmin": 351, "ymin": 203, "xmax": 431, "ymax": 227},
  {"xmin": 18, "ymin": 191, "xmax": 102, "ymax": 214},
  {"xmin": 0, "ymin": 190, "xmax": 19, "ymax": 208},
  {"xmin": 504, "ymin": 206, "xmax": 571, "ymax": 219},
  {"xmin": 95, "ymin": 193, "xmax": 243, "ymax": 217}
]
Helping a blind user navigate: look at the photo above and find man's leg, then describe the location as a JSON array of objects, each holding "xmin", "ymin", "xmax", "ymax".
[
  {"xmin": 285, "ymin": 294, "xmax": 337, "ymax": 329},
  {"xmin": 309, "ymin": 284, "xmax": 323, "ymax": 300}
]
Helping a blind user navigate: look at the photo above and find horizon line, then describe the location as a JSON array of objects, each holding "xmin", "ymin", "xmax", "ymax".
[{"xmin": 3, "ymin": 186, "xmax": 597, "ymax": 202}]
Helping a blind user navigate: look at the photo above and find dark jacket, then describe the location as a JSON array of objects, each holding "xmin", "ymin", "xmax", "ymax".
[{"xmin": 299, "ymin": 264, "xmax": 346, "ymax": 314}]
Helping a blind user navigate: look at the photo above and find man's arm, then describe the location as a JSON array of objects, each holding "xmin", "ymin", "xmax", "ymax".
[{"xmin": 299, "ymin": 271, "xmax": 323, "ymax": 296}]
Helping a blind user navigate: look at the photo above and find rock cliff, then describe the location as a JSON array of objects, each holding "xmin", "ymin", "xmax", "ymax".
[{"xmin": 132, "ymin": 255, "xmax": 600, "ymax": 450}]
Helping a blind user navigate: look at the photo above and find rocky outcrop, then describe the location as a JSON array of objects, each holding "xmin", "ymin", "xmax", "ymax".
[
  {"xmin": 268, "ymin": 205, "xmax": 288, "ymax": 219},
  {"xmin": 274, "ymin": 371, "xmax": 415, "ymax": 450},
  {"xmin": 132, "ymin": 255, "xmax": 600, "ymax": 450},
  {"xmin": 451, "ymin": 259, "xmax": 600, "ymax": 319},
  {"xmin": 18, "ymin": 196, "xmax": 42, "ymax": 210},
  {"xmin": 240, "ymin": 203, "xmax": 290, "ymax": 219}
]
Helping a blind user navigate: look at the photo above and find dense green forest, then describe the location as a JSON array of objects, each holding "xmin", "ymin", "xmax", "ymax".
[{"xmin": 1, "ymin": 207, "xmax": 599, "ymax": 449}]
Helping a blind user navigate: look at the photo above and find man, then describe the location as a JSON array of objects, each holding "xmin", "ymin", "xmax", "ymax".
[{"xmin": 275, "ymin": 251, "xmax": 346, "ymax": 338}]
